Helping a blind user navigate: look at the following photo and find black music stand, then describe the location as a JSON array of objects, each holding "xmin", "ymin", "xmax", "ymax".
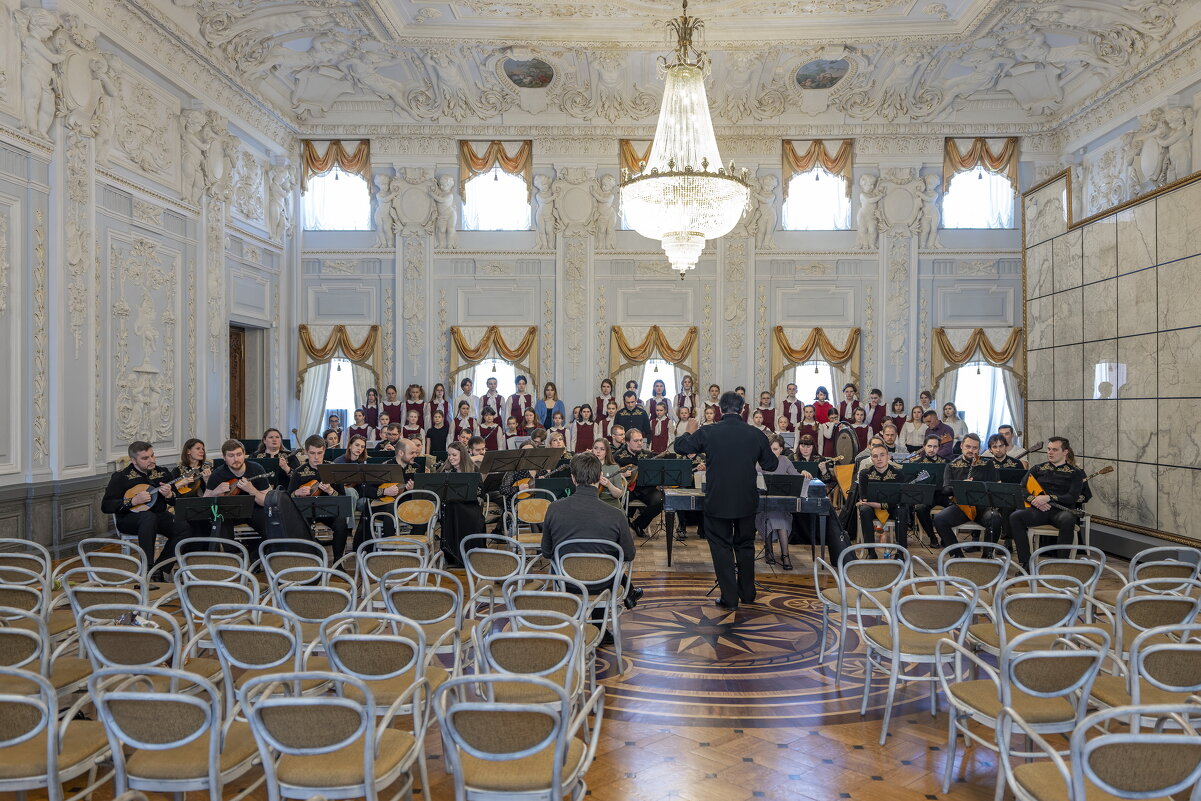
[
  {"xmin": 324, "ymin": 448, "xmax": 346, "ymax": 462},
  {"xmin": 950, "ymin": 481, "xmax": 993, "ymax": 509},
  {"xmin": 997, "ymin": 468, "xmax": 1028, "ymax": 484},
  {"xmin": 249, "ymin": 458, "xmax": 283, "ymax": 483},
  {"xmin": 478, "ymin": 447, "xmax": 564, "ymax": 475},
  {"xmin": 317, "ymin": 464, "xmax": 410, "ymax": 486},
  {"xmin": 763, "ymin": 474, "xmax": 806, "ymax": 497},
  {"xmin": 901, "ymin": 463, "xmax": 944, "ymax": 484},
  {"xmin": 793, "ymin": 461, "xmax": 822, "ymax": 476},
  {"xmin": 176, "ymin": 496, "xmax": 255, "ymax": 538},
  {"xmin": 863, "ymin": 482, "xmax": 936, "ymax": 508},
  {"xmin": 533, "ymin": 477, "xmax": 574, "ymax": 499},
  {"xmin": 412, "ymin": 472, "xmax": 480, "ymax": 503},
  {"xmin": 292, "ymin": 495, "xmax": 354, "ymax": 539},
  {"xmin": 983, "ymin": 482, "xmax": 1028, "ymax": 509},
  {"xmin": 636, "ymin": 459, "xmax": 693, "ymax": 488}
]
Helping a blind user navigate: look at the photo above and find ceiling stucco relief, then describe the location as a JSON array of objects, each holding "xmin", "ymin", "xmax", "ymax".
[{"xmin": 130, "ymin": 0, "xmax": 1193, "ymax": 135}]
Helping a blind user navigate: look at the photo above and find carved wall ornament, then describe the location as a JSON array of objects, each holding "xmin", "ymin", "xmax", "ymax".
[
  {"xmin": 402, "ymin": 234, "xmax": 427, "ymax": 375},
  {"xmin": 0, "ymin": 211, "xmax": 7, "ymax": 317},
  {"xmin": 532, "ymin": 173, "xmax": 562, "ymax": 251},
  {"xmin": 33, "ymin": 208, "xmax": 47, "ymax": 465},
  {"xmin": 886, "ymin": 236, "xmax": 911, "ymax": 381},
  {"xmin": 478, "ymin": 261, "xmax": 514, "ymax": 276},
  {"xmin": 207, "ymin": 199, "xmax": 227, "ymax": 359},
  {"xmin": 743, "ymin": 173, "xmax": 778, "ymax": 251},
  {"xmin": 589, "ymin": 173, "xmax": 618, "ymax": 250},
  {"xmin": 596, "ymin": 285, "xmax": 608, "ymax": 386},
  {"xmin": 65, "ymin": 130, "xmax": 93, "ymax": 358},
  {"xmin": 917, "ymin": 173, "xmax": 943, "ymax": 249},
  {"xmin": 542, "ymin": 287, "xmax": 554, "ymax": 383},
  {"xmin": 132, "ymin": 199, "xmax": 162, "ymax": 227},
  {"xmin": 702, "ymin": 282, "xmax": 714, "ymax": 379},
  {"xmin": 429, "ymin": 174, "xmax": 459, "ymax": 249},
  {"xmin": 1120, "ymin": 104, "xmax": 1193, "ymax": 198},
  {"xmin": 797, "ymin": 261, "xmax": 835, "ymax": 275},
  {"xmin": 855, "ymin": 173, "xmax": 883, "ymax": 250},
  {"xmin": 323, "ymin": 259, "xmax": 359, "ymax": 274},
  {"xmin": 436, "ymin": 287, "xmax": 447, "ymax": 380},
  {"xmin": 374, "ymin": 174, "xmax": 402, "ymax": 249},
  {"xmin": 564, "ymin": 236, "xmax": 588, "ymax": 376},
  {"xmin": 383, "ymin": 286, "xmax": 396, "ymax": 375},
  {"xmin": 877, "ymin": 167, "xmax": 926, "ymax": 238},
  {"xmin": 957, "ymin": 259, "xmax": 997, "ymax": 275}
]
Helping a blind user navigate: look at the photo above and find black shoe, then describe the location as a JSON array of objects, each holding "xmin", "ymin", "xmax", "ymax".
[
  {"xmin": 623, "ymin": 586, "xmax": 644, "ymax": 609},
  {"xmin": 150, "ymin": 570, "xmax": 169, "ymax": 584},
  {"xmin": 764, "ymin": 547, "xmax": 777, "ymax": 565},
  {"xmin": 714, "ymin": 599, "xmax": 738, "ymax": 611},
  {"xmin": 781, "ymin": 555, "xmax": 794, "ymax": 571},
  {"xmin": 635, "ymin": 526, "xmax": 649, "ymax": 538}
]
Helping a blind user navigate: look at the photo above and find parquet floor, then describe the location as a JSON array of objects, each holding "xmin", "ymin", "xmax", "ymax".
[{"xmin": 44, "ymin": 525, "xmax": 1128, "ymax": 801}]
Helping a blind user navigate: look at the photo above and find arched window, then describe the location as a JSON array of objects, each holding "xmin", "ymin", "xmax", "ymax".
[
  {"xmin": 792, "ymin": 361, "xmax": 835, "ymax": 405},
  {"xmin": 782, "ymin": 167, "xmax": 851, "ymax": 230},
  {"xmin": 953, "ymin": 362, "xmax": 1013, "ymax": 437},
  {"xmin": 463, "ymin": 166, "xmax": 531, "ymax": 231},
  {"xmin": 942, "ymin": 165, "xmax": 1015, "ymax": 229},
  {"xmin": 302, "ymin": 166, "xmax": 372, "ymax": 231}
]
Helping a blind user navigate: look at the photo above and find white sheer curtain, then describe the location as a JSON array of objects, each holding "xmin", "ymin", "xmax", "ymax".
[
  {"xmin": 940, "ymin": 369, "xmax": 959, "ymax": 421},
  {"xmin": 299, "ymin": 362, "xmax": 331, "ymax": 442},
  {"xmin": 350, "ymin": 362, "xmax": 376, "ymax": 416},
  {"xmin": 1001, "ymin": 369, "xmax": 1024, "ymax": 443}
]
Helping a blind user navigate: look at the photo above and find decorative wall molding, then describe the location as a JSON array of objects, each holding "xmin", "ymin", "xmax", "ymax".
[
  {"xmin": 563, "ymin": 236, "xmax": 588, "ymax": 378},
  {"xmin": 401, "ymin": 234, "xmax": 427, "ymax": 375},
  {"xmin": 32, "ymin": 208, "xmax": 48, "ymax": 465}
]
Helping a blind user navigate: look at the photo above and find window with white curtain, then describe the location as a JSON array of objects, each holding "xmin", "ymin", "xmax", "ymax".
[
  {"xmin": 463, "ymin": 166, "xmax": 531, "ymax": 231},
  {"xmin": 942, "ymin": 165, "xmax": 1015, "ymax": 228},
  {"xmin": 953, "ymin": 362, "xmax": 1013, "ymax": 437},
  {"xmin": 302, "ymin": 167, "xmax": 372, "ymax": 230},
  {"xmin": 792, "ymin": 361, "xmax": 836, "ymax": 404},
  {"xmin": 323, "ymin": 358, "xmax": 356, "ymax": 431},
  {"xmin": 782, "ymin": 167, "xmax": 851, "ymax": 230},
  {"xmin": 471, "ymin": 359, "xmax": 518, "ymax": 410},
  {"xmin": 638, "ymin": 359, "xmax": 678, "ymax": 400}
]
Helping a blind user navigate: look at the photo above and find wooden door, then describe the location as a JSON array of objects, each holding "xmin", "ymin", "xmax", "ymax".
[{"xmin": 229, "ymin": 325, "xmax": 246, "ymax": 438}]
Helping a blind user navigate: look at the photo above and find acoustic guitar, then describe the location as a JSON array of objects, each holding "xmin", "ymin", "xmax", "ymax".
[
  {"xmin": 123, "ymin": 468, "xmax": 202, "ymax": 513},
  {"xmin": 296, "ymin": 479, "xmax": 327, "ymax": 497}
]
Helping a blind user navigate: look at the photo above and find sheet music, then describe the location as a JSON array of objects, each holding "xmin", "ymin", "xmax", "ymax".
[{"xmin": 800, "ymin": 477, "xmax": 812, "ymax": 498}]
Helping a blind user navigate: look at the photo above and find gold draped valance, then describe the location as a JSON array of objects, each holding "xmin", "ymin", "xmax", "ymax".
[
  {"xmin": 458, "ymin": 140, "xmax": 534, "ymax": 200},
  {"xmin": 782, "ymin": 140, "xmax": 854, "ymax": 198},
  {"xmin": 944, "ymin": 137, "xmax": 1019, "ymax": 193},
  {"xmin": 295, "ymin": 324, "xmax": 381, "ymax": 397},
  {"xmin": 301, "ymin": 140, "xmax": 371, "ymax": 192},
  {"xmin": 609, "ymin": 326, "xmax": 699, "ymax": 386},
  {"xmin": 450, "ymin": 326, "xmax": 539, "ymax": 386},
  {"xmin": 931, "ymin": 327, "xmax": 1025, "ymax": 392},
  {"xmin": 769, "ymin": 327, "xmax": 861, "ymax": 389},
  {"xmin": 619, "ymin": 139, "xmax": 654, "ymax": 174}
]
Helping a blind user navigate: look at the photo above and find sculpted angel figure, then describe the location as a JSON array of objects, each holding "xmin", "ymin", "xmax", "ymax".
[
  {"xmin": 589, "ymin": 173, "xmax": 618, "ymax": 250},
  {"xmin": 428, "ymin": 174, "xmax": 458, "ymax": 249},
  {"xmin": 532, "ymin": 174, "xmax": 562, "ymax": 250},
  {"xmin": 748, "ymin": 175, "xmax": 778, "ymax": 250},
  {"xmin": 180, "ymin": 109, "xmax": 206, "ymax": 205},
  {"xmin": 17, "ymin": 9, "xmax": 65, "ymax": 137},
  {"xmin": 855, "ymin": 173, "xmax": 884, "ymax": 250},
  {"xmin": 918, "ymin": 174, "xmax": 943, "ymax": 250},
  {"xmin": 374, "ymin": 175, "xmax": 402, "ymax": 249}
]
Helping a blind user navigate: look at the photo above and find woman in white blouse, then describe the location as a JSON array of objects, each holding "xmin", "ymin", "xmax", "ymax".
[
  {"xmin": 941, "ymin": 401, "xmax": 969, "ymax": 441},
  {"xmin": 900, "ymin": 405, "xmax": 928, "ymax": 452}
]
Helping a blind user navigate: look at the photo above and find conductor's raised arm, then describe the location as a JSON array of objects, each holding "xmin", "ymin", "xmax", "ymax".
[
  {"xmin": 757, "ymin": 432, "xmax": 779, "ymax": 473},
  {"xmin": 673, "ymin": 426, "xmax": 705, "ymax": 458}
]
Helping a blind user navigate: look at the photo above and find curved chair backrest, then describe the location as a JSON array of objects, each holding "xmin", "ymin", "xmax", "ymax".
[
  {"xmin": 176, "ymin": 538, "xmax": 251, "ymax": 577},
  {"xmin": 1129, "ymin": 623, "xmax": 1201, "ymax": 701},
  {"xmin": 511, "ymin": 488, "xmax": 557, "ymax": 528},
  {"xmin": 1113, "ymin": 578, "xmax": 1201, "ymax": 653},
  {"xmin": 0, "ymin": 567, "xmax": 47, "ymax": 617},
  {"xmin": 259, "ymin": 539, "xmax": 328, "ymax": 585},
  {"xmin": 938, "ymin": 542, "xmax": 1011, "ymax": 593},
  {"xmin": 0, "ymin": 664, "xmax": 56, "ymax": 764},
  {"xmin": 320, "ymin": 612, "xmax": 425, "ymax": 688},
  {"xmin": 1003, "ymin": 626, "xmax": 1108, "ymax": 720},
  {"xmin": 1031, "ymin": 544, "xmax": 1105, "ymax": 594},
  {"xmin": 359, "ymin": 547, "xmax": 427, "ymax": 596},
  {"xmin": 552, "ymin": 539, "xmax": 624, "ymax": 595},
  {"xmin": 79, "ymin": 538, "xmax": 148, "ymax": 577},
  {"xmin": 892, "ymin": 577, "xmax": 977, "ymax": 639},
  {"xmin": 502, "ymin": 574, "xmax": 589, "ymax": 628},
  {"xmin": 1130, "ymin": 546, "xmax": 1201, "ymax": 585},
  {"xmin": 380, "ymin": 568, "xmax": 463, "ymax": 629},
  {"xmin": 394, "ymin": 490, "xmax": 441, "ymax": 528},
  {"xmin": 0, "ymin": 606, "xmax": 49, "ymax": 673},
  {"xmin": 473, "ymin": 609, "xmax": 582, "ymax": 700},
  {"xmin": 839, "ymin": 545, "xmax": 910, "ymax": 598},
  {"xmin": 271, "ymin": 567, "xmax": 357, "ymax": 623},
  {"xmin": 462, "ymin": 534, "xmax": 525, "ymax": 594},
  {"xmin": 0, "ymin": 548, "xmax": 52, "ymax": 586},
  {"xmin": 174, "ymin": 565, "xmax": 262, "ymax": 626},
  {"xmin": 79, "ymin": 603, "xmax": 183, "ymax": 671},
  {"xmin": 0, "ymin": 539, "xmax": 52, "ymax": 580},
  {"xmin": 60, "ymin": 567, "xmax": 148, "ymax": 619},
  {"xmin": 1072, "ymin": 704, "xmax": 1201, "ymax": 799}
]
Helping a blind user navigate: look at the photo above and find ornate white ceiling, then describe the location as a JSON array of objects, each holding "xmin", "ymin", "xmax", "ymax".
[{"xmin": 137, "ymin": 0, "xmax": 1196, "ymax": 133}]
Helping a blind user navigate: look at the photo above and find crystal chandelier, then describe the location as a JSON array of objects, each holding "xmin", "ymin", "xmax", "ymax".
[{"xmin": 621, "ymin": 0, "xmax": 750, "ymax": 278}]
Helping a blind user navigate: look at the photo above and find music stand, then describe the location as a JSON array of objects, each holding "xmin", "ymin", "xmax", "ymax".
[
  {"xmin": 763, "ymin": 474, "xmax": 806, "ymax": 497},
  {"xmin": 534, "ymin": 477, "xmax": 574, "ymax": 499},
  {"xmin": 997, "ymin": 468, "xmax": 1028, "ymax": 484},
  {"xmin": 793, "ymin": 461, "xmax": 822, "ymax": 476},
  {"xmin": 779, "ymin": 431, "xmax": 796, "ymax": 449},
  {"xmin": 862, "ymin": 481, "xmax": 936, "ymax": 507},
  {"xmin": 636, "ymin": 459, "xmax": 693, "ymax": 488},
  {"xmin": 317, "ymin": 464, "xmax": 411, "ymax": 486},
  {"xmin": 249, "ymin": 458, "xmax": 282, "ymax": 481},
  {"xmin": 901, "ymin": 462, "xmax": 945, "ymax": 484},
  {"xmin": 950, "ymin": 481, "xmax": 993, "ymax": 509},
  {"xmin": 507, "ymin": 436, "xmax": 532, "ymax": 449},
  {"xmin": 429, "ymin": 450, "xmax": 448, "ymax": 465},
  {"xmin": 983, "ymin": 482, "xmax": 1028, "ymax": 509},
  {"xmin": 292, "ymin": 496, "xmax": 354, "ymax": 532},
  {"xmin": 176, "ymin": 496, "xmax": 255, "ymax": 538},
  {"xmin": 412, "ymin": 472, "xmax": 480, "ymax": 503},
  {"xmin": 478, "ymin": 447, "xmax": 564, "ymax": 475}
]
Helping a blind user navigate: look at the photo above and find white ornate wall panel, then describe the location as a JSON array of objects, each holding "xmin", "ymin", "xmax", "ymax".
[{"xmin": 0, "ymin": 191, "xmax": 20, "ymax": 477}]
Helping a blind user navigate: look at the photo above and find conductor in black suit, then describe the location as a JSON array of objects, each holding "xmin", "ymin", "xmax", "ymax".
[{"xmin": 674, "ymin": 391, "xmax": 778, "ymax": 609}]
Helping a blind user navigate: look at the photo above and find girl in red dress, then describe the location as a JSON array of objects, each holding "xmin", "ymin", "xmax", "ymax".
[
  {"xmin": 508, "ymin": 375, "xmax": 534, "ymax": 424},
  {"xmin": 404, "ymin": 384, "xmax": 427, "ymax": 430},
  {"xmin": 649, "ymin": 403, "xmax": 673, "ymax": 453},
  {"xmin": 647, "ymin": 380, "xmax": 672, "ymax": 421},
  {"xmin": 838, "ymin": 383, "xmax": 860, "ymax": 422},
  {"xmin": 518, "ymin": 407, "xmax": 540, "ymax": 437},
  {"xmin": 849, "ymin": 406, "xmax": 871, "ymax": 451},
  {"xmin": 812, "ymin": 386, "xmax": 834, "ymax": 424},
  {"xmin": 362, "ymin": 387, "xmax": 380, "ymax": 429},
  {"xmin": 572, "ymin": 406, "xmax": 599, "ymax": 453},
  {"xmin": 595, "ymin": 378, "xmax": 615, "ymax": 422},
  {"xmin": 703, "ymin": 384, "xmax": 722, "ymax": 422},
  {"xmin": 889, "ymin": 396, "xmax": 908, "ymax": 432},
  {"xmin": 818, "ymin": 408, "xmax": 841, "ymax": 457},
  {"xmin": 382, "ymin": 385, "xmax": 403, "ymax": 426},
  {"xmin": 348, "ymin": 409, "xmax": 378, "ymax": 444},
  {"xmin": 778, "ymin": 382, "xmax": 802, "ymax": 429},
  {"xmin": 754, "ymin": 391, "xmax": 776, "ymax": 430},
  {"xmin": 795, "ymin": 404, "xmax": 820, "ymax": 445},
  {"xmin": 750, "ymin": 409, "xmax": 770, "ymax": 435},
  {"xmin": 477, "ymin": 405, "xmax": 505, "ymax": 450},
  {"xmin": 600, "ymin": 400, "xmax": 621, "ymax": 439},
  {"xmin": 426, "ymin": 383, "xmax": 451, "ymax": 429},
  {"xmin": 451, "ymin": 400, "xmax": 477, "ymax": 442},
  {"xmin": 548, "ymin": 411, "xmax": 571, "ymax": 450},
  {"xmin": 401, "ymin": 408, "xmax": 425, "ymax": 444},
  {"xmin": 675, "ymin": 374, "xmax": 697, "ymax": 421}
]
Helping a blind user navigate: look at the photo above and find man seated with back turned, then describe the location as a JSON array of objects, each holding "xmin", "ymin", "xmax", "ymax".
[{"xmin": 540, "ymin": 453, "xmax": 641, "ymax": 621}]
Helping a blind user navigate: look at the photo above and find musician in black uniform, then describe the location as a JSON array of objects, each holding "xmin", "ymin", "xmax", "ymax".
[
  {"xmin": 288, "ymin": 435, "xmax": 352, "ymax": 558},
  {"xmin": 931, "ymin": 434, "xmax": 998, "ymax": 549},
  {"xmin": 909, "ymin": 434, "xmax": 948, "ymax": 547},
  {"xmin": 613, "ymin": 391, "xmax": 652, "ymax": 440},
  {"xmin": 615, "ymin": 429, "xmax": 663, "ymax": 538},
  {"xmin": 1009, "ymin": 436, "xmax": 1085, "ymax": 569},
  {"xmin": 100, "ymin": 441, "xmax": 179, "ymax": 573},
  {"xmin": 362, "ymin": 438, "xmax": 420, "ymax": 543},
  {"xmin": 674, "ymin": 391, "xmax": 778, "ymax": 610},
  {"xmin": 203, "ymin": 439, "xmax": 272, "ymax": 542},
  {"xmin": 982, "ymin": 433, "xmax": 1024, "ymax": 470},
  {"xmin": 857, "ymin": 443, "xmax": 913, "ymax": 551}
]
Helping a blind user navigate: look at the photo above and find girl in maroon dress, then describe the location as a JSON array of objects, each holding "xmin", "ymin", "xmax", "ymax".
[
  {"xmin": 508, "ymin": 375, "xmax": 535, "ymax": 424},
  {"xmin": 778, "ymin": 382, "xmax": 802, "ymax": 429},
  {"xmin": 548, "ymin": 411, "xmax": 571, "ymax": 450},
  {"xmin": 348, "ymin": 409, "xmax": 377, "ymax": 445},
  {"xmin": 649, "ymin": 404, "xmax": 673, "ymax": 453},
  {"xmin": 451, "ymin": 400, "xmax": 476, "ymax": 442},
  {"xmin": 818, "ymin": 408, "xmax": 841, "ymax": 457},
  {"xmin": 426, "ymin": 383, "xmax": 451, "ymax": 430},
  {"xmin": 477, "ymin": 405, "xmax": 505, "ymax": 451},
  {"xmin": 382, "ymin": 385, "xmax": 403, "ymax": 426},
  {"xmin": 647, "ymin": 380, "xmax": 672, "ymax": 421},
  {"xmin": 889, "ymin": 397, "xmax": 908, "ymax": 432},
  {"xmin": 754, "ymin": 391, "xmax": 776, "ymax": 430},
  {"xmin": 838, "ymin": 383, "xmax": 860, "ymax": 422},
  {"xmin": 404, "ymin": 384, "xmax": 427, "ymax": 430},
  {"xmin": 795, "ymin": 404, "xmax": 820, "ymax": 445},
  {"xmin": 600, "ymin": 401, "xmax": 621, "ymax": 439},
  {"xmin": 703, "ymin": 384, "xmax": 722, "ymax": 422},
  {"xmin": 750, "ymin": 409, "xmax": 770, "ymax": 435},
  {"xmin": 595, "ymin": 378, "xmax": 615, "ymax": 422},
  {"xmin": 849, "ymin": 406, "xmax": 871, "ymax": 451},
  {"xmin": 812, "ymin": 386, "xmax": 834, "ymax": 424},
  {"xmin": 362, "ymin": 388, "xmax": 380, "ymax": 429},
  {"xmin": 675, "ymin": 374, "xmax": 697, "ymax": 421},
  {"xmin": 572, "ymin": 406, "xmax": 599, "ymax": 453},
  {"xmin": 401, "ymin": 408, "xmax": 425, "ymax": 444},
  {"xmin": 518, "ymin": 407, "xmax": 540, "ymax": 437}
]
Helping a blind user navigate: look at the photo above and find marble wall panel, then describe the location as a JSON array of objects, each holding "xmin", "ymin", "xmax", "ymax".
[
  {"xmin": 1082, "ymin": 339, "xmax": 1118, "ymax": 399},
  {"xmin": 1158, "ymin": 399, "xmax": 1201, "ymax": 468},
  {"xmin": 1028, "ymin": 297, "xmax": 1054, "ymax": 349},
  {"xmin": 1082, "ymin": 400, "xmax": 1117, "ymax": 460},
  {"xmin": 1156, "ymin": 466, "xmax": 1201, "ymax": 539},
  {"xmin": 1052, "ymin": 228, "xmax": 1083, "ymax": 294},
  {"xmin": 1117, "ymin": 333, "xmax": 1158, "ymax": 400},
  {"xmin": 1054, "ymin": 401, "xmax": 1084, "ymax": 456},
  {"xmin": 1026, "ymin": 241, "xmax": 1053, "ymax": 299},
  {"xmin": 1027, "ymin": 348, "xmax": 1055, "ymax": 402},
  {"xmin": 1157, "ymin": 254, "xmax": 1201, "ymax": 331},
  {"xmin": 1053, "ymin": 344, "xmax": 1084, "ymax": 401},
  {"xmin": 1082, "ymin": 215, "xmax": 1118, "ymax": 284},
  {"xmin": 1116, "ymin": 202, "xmax": 1156, "ymax": 275},
  {"xmin": 1117, "ymin": 398, "xmax": 1157, "ymax": 464},
  {"xmin": 1116, "ymin": 267, "xmax": 1158, "ymax": 337},
  {"xmin": 1156, "ymin": 179, "xmax": 1201, "ymax": 265},
  {"xmin": 1159, "ymin": 328, "xmax": 1201, "ymax": 398},
  {"xmin": 1027, "ymin": 401, "xmax": 1055, "ymax": 443},
  {"xmin": 1080, "ymin": 457, "xmax": 1117, "ymax": 519},
  {"xmin": 1081, "ymin": 280, "xmax": 1117, "ymax": 341},
  {"xmin": 1053, "ymin": 287, "xmax": 1083, "ymax": 346},
  {"xmin": 1118, "ymin": 461, "xmax": 1158, "ymax": 530}
]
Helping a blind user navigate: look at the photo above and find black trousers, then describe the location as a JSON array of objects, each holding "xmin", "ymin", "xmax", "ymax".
[
  {"xmin": 1010, "ymin": 507, "xmax": 1078, "ymax": 567},
  {"xmin": 115, "ymin": 511, "xmax": 178, "ymax": 569},
  {"xmin": 307, "ymin": 514, "xmax": 351, "ymax": 558},
  {"xmin": 856, "ymin": 505, "xmax": 913, "ymax": 548},
  {"xmin": 628, "ymin": 486, "xmax": 664, "ymax": 529},
  {"xmin": 703, "ymin": 514, "xmax": 757, "ymax": 607},
  {"xmin": 933, "ymin": 505, "xmax": 1002, "ymax": 549}
]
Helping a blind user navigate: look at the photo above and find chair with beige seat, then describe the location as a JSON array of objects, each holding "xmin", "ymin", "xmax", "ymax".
[
  {"xmin": 0, "ymin": 607, "xmax": 92, "ymax": 699},
  {"xmin": 244, "ymin": 670, "xmax": 423, "ymax": 801},
  {"xmin": 175, "ymin": 565, "xmax": 263, "ymax": 648},
  {"xmin": 258, "ymin": 538, "xmax": 328, "ymax": 585},
  {"xmin": 1088, "ymin": 623, "xmax": 1201, "ymax": 715},
  {"xmin": 371, "ymin": 488, "xmax": 441, "ymax": 551},
  {"xmin": 502, "ymin": 573, "xmax": 606, "ymax": 691},
  {"xmin": 175, "ymin": 537, "xmax": 254, "ymax": 577},
  {"xmin": 912, "ymin": 541, "xmax": 1011, "ymax": 612},
  {"xmin": 270, "ymin": 566, "xmax": 359, "ymax": 629},
  {"xmin": 0, "ymin": 539, "xmax": 52, "ymax": 584},
  {"xmin": 380, "ymin": 567, "xmax": 474, "ymax": 675},
  {"xmin": 89, "ymin": 666, "xmax": 263, "ymax": 801},
  {"xmin": 0, "ymin": 665, "xmax": 111, "ymax": 801},
  {"xmin": 998, "ymin": 703, "xmax": 1201, "ymax": 801},
  {"xmin": 0, "ymin": 566, "xmax": 74, "ymax": 643},
  {"xmin": 553, "ymin": 540, "xmax": 628, "ymax": 671},
  {"xmin": 205, "ymin": 603, "xmax": 331, "ymax": 717},
  {"xmin": 356, "ymin": 541, "xmax": 432, "ymax": 608},
  {"xmin": 1081, "ymin": 577, "xmax": 1201, "ymax": 660},
  {"xmin": 854, "ymin": 575, "xmax": 978, "ymax": 744},
  {"xmin": 435, "ymin": 673, "xmax": 605, "ymax": 801},
  {"xmin": 1029, "ymin": 544, "xmax": 1106, "ymax": 598},
  {"xmin": 320, "ymin": 611, "xmax": 444, "ymax": 797},
  {"xmin": 814, "ymin": 543, "xmax": 911, "ymax": 687},
  {"xmin": 462, "ymin": 533, "xmax": 527, "ymax": 616},
  {"xmin": 966, "ymin": 574, "xmax": 1085, "ymax": 658},
  {"xmin": 1092, "ymin": 545, "xmax": 1201, "ymax": 611},
  {"xmin": 473, "ymin": 609, "xmax": 585, "ymax": 707},
  {"xmin": 78, "ymin": 603, "xmax": 223, "ymax": 689},
  {"xmin": 505, "ymin": 487, "xmax": 558, "ymax": 567},
  {"xmin": 937, "ymin": 626, "xmax": 1109, "ymax": 799}
]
